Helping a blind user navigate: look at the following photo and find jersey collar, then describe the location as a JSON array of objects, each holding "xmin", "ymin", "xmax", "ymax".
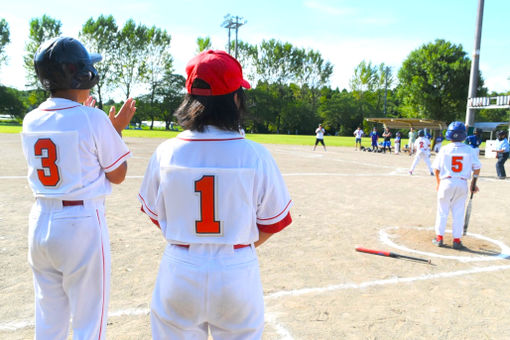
[
  {"xmin": 177, "ymin": 126, "xmax": 244, "ymax": 141},
  {"xmin": 38, "ymin": 98, "xmax": 81, "ymax": 111}
]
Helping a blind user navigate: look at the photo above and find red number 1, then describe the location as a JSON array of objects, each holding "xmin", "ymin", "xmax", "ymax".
[
  {"xmin": 34, "ymin": 138, "xmax": 61, "ymax": 187},
  {"xmin": 194, "ymin": 175, "xmax": 221, "ymax": 234}
]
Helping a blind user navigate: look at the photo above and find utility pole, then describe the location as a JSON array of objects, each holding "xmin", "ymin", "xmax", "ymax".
[
  {"xmin": 465, "ymin": 0, "xmax": 484, "ymax": 129},
  {"xmin": 383, "ymin": 66, "xmax": 390, "ymax": 116},
  {"xmin": 221, "ymin": 14, "xmax": 247, "ymax": 58}
]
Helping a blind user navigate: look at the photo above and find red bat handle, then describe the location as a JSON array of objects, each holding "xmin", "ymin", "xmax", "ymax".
[{"xmin": 355, "ymin": 247, "xmax": 391, "ymax": 257}]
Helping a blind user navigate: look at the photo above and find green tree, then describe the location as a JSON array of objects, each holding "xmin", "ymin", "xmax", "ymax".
[
  {"xmin": 23, "ymin": 15, "xmax": 62, "ymax": 89},
  {"xmin": 350, "ymin": 60, "xmax": 378, "ymax": 118},
  {"xmin": 159, "ymin": 73, "xmax": 185, "ymax": 130},
  {"xmin": 0, "ymin": 19, "xmax": 10, "ymax": 68},
  {"xmin": 397, "ymin": 39, "xmax": 481, "ymax": 122},
  {"xmin": 80, "ymin": 15, "xmax": 119, "ymax": 109},
  {"xmin": 113, "ymin": 19, "xmax": 149, "ymax": 99},
  {"xmin": 318, "ymin": 88, "xmax": 358, "ymax": 135},
  {"xmin": 0, "ymin": 85, "xmax": 26, "ymax": 119},
  {"xmin": 196, "ymin": 36, "xmax": 211, "ymax": 52},
  {"xmin": 144, "ymin": 26, "xmax": 173, "ymax": 129}
]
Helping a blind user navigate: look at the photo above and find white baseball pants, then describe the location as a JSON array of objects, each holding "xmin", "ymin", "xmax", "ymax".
[
  {"xmin": 410, "ymin": 152, "xmax": 433, "ymax": 173},
  {"xmin": 151, "ymin": 243, "xmax": 264, "ymax": 340},
  {"xmin": 28, "ymin": 198, "xmax": 110, "ymax": 340},
  {"xmin": 434, "ymin": 178, "xmax": 468, "ymax": 239}
]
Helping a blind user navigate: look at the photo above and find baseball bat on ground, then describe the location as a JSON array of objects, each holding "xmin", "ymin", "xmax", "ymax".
[
  {"xmin": 355, "ymin": 246, "xmax": 432, "ymax": 264},
  {"xmin": 463, "ymin": 176, "xmax": 478, "ymax": 236}
]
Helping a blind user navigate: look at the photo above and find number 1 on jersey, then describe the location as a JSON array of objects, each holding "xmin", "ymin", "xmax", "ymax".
[{"xmin": 194, "ymin": 175, "xmax": 222, "ymax": 235}]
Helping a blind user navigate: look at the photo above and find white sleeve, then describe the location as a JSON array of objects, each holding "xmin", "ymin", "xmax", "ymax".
[
  {"xmin": 471, "ymin": 148, "xmax": 482, "ymax": 170},
  {"xmin": 255, "ymin": 147, "xmax": 292, "ymax": 232},
  {"xmin": 138, "ymin": 151, "xmax": 161, "ymax": 221},
  {"xmin": 92, "ymin": 109, "xmax": 131, "ymax": 172}
]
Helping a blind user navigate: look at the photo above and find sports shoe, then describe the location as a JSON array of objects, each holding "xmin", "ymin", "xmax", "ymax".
[
  {"xmin": 409, "ymin": 170, "xmax": 413, "ymax": 175},
  {"xmin": 432, "ymin": 238, "xmax": 443, "ymax": 247},
  {"xmin": 452, "ymin": 241, "xmax": 464, "ymax": 250},
  {"xmin": 430, "ymin": 172, "xmax": 434, "ymax": 176}
]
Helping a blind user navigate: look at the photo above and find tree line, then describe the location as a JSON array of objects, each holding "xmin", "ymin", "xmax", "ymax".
[{"xmin": 0, "ymin": 15, "xmax": 508, "ymax": 135}]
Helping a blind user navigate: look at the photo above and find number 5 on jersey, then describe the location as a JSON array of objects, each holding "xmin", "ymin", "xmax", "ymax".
[
  {"xmin": 451, "ymin": 156, "xmax": 464, "ymax": 173},
  {"xmin": 195, "ymin": 175, "xmax": 222, "ymax": 235}
]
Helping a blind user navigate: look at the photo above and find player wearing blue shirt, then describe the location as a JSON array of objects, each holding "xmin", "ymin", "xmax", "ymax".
[
  {"xmin": 370, "ymin": 127, "xmax": 379, "ymax": 151},
  {"xmin": 465, "ymin": 128, "xmax": 482, "ymax": 156},
  {"xmin": 493, "ymin": 130, "xmax": 509, "ymax": 179}
]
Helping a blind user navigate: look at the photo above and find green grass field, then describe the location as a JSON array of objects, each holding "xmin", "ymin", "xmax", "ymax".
[{"xmin": 1, "ymin": 123, "xmax": 486, "ymax": 149}]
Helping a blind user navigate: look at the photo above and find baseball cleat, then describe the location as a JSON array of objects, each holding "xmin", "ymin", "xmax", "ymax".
[
  {"xmin": 408, "ymin": 170, "xmax": 413, "ymax": 175},
  {"xmin": 452, "ymin": 241, "xmax": 464, "ymax": 250},
  {"xmin": 432, "ymin": 238, "xmax": 443, "ymax": 247},
  {"xmin": 430, "ymin": 172, "xmax": 434, "ymax": 176}
]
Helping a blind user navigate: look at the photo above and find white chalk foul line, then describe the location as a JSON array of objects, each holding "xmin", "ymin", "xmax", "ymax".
[
  {"xmin": 265, "ymin": 263, "xmax": 510, "ymax": 301},
  {"xmin": 4, "ymin": 263, "xmax": 510, "ymax": 334},
  {"xmin": 380, "ymin": 226, "xmax": 510, "ymax": 263}
]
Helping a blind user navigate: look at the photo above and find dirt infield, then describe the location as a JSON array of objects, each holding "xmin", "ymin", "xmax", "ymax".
[{"xmin": 1, "ymin": 133, "xmax": 510, "ymax": 339}]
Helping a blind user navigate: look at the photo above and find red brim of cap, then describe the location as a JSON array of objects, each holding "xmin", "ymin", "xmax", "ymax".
[{"xmin": 241, "ymin": 79, "xmax": 251, "ymax": 90}]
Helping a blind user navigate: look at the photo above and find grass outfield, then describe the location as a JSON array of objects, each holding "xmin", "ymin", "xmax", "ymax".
[{"xmin": 2, "ymin": 124, "xmax": 485, "ymax": 148}]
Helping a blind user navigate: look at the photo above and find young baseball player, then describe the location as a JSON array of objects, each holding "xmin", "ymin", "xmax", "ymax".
[
  {"xmin": 394, "ymin": 131, "xmax": 401, "ymax": 154},
  {"xmin": 493, "ymin": 130, "xmax": 509, "ymax": 179},
  {"xmin": 465, "ymin": 128, "xmax": 483, "ymax": 157},
  {"xmin": 21, "ymin": 37, "xmax": 136, "ymax": 339},
  {"xmin": 409, "ymin": 130, "xmax": 434, "ymax": 175},
  {"xmin": 408, "ymin": 127, "xmax": 417, "ymax": 156},
  {"xmin": 431, "ymin": 122, "xmax": 481, "ymax": 249},
  {"xmin": 433, "ymin": 132, "xmax": 445, "ymax": 153},
  {"xmin": 138, "ymin": 50, "xmax": 293, "ymax": 339},
  {"xmin": 382, "ymin": 127, "xmax": 392, "ymax": 153},
  {"xmin": 353, "ymin": 126, "xmax": 364, "ymax": 150},
  {"xmin": 370, "ymin": 127, "xmax": 379, "ymax": 152},
  {"xmin": 313, "ymin": 123, "xmax": 326, "ymax": 151}
]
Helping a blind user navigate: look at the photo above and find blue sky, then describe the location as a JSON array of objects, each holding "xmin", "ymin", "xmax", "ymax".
[{"xmin": 1, "ymin": 0, "xmax": 509, "ymax": 97}]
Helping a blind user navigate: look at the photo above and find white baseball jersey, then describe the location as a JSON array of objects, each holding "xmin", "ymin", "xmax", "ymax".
[
  {"xmin": 354, "ymin": 129, "xmax": 364, "ymax": 138},
  {"xmin": 432, "ymin": 142, "xmax": 481, "ymax": 180},
  {"xmin": 22, "ymin": 98, "xmax": 131, "ymax": 199},
  {"xmin": 315, "ymin": 127, "xmax": 325, "ymax": 139},
  {"xmin": 432, "ymin": 142, "xmax": 481, "ymax": 239},
  {"xmin": 414, "ymin": 136, "xmax": 430, "ymax": 154},
  {"xmin": 21, "ymin": 97, "xmax": 130, "ymax": 340},
  {"xmin": 138, "ymin": 126, "xmax": 292, "ymax": 245}
]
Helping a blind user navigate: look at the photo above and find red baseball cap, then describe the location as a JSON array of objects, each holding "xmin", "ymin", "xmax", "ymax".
[{"xmin": 185, "ymin": 50, "xmax": 251, "ymax": 96}]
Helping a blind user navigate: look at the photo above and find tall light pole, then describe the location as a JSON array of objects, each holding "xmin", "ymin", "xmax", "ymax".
[
  {"xmin": 465, "ymin": 0, "xmax": 484, "ymax": 129},
  {"xmin": 221, "ymin": 14, "xmax": 247, "ymax": 59}
]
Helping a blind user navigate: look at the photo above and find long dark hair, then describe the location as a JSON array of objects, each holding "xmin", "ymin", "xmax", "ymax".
[{"xmin": 175, "ymin": 79, "xmax": 246, "ymax": 132}]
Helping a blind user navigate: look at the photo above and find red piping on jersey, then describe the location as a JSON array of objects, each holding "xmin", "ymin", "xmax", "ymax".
[
  {"xmin": 138, "ymin": 193, "xmax": 158, "ymax": 217},
  {"xmin": 257, "ymin": 200, "xmax": 292, "ymax": 221},
  {"xmin": 258, "ymin": 212, "xmax": 292, "ymax": 234},
  {"xmin": 140, "ymin": 206, "xmax": 160, "ymax": 229},
  {"xmin": 96, "ymin": 210, "xmax": 106, "ymax": 340},
  {"xmin": 177, "ymin": 137, "xmax": 244, "ymax": 142},
  {"xmin": 104, "ymin": 151, "xmax": 130, "ymax": 170},
  {"xmin": 40, "ymin": 105, "xmax": 80, "ymax": 111}
]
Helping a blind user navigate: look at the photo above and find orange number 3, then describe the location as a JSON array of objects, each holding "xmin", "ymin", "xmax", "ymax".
[
  {"xmin": 194, "ymin": 175, "xmax": 221, "ymax": 234},
  {"xmin": 451, "ymin": 156, "xmax": 464, "ymax": 173},
  {"xmin": 34, "ymin": 138, "xmax": 61, "ymax": 187}
]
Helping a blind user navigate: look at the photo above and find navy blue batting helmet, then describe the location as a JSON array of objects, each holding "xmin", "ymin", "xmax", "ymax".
[
  {"xmin": 445, "ymin": 121, "xmax": 467, "ymax": 142},
  {"xmin": 34, "ymin": 37, "xmax": 102, "ymax": 91}
]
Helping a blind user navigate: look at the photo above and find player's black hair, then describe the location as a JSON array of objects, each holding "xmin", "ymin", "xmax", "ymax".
[{"xmin": 174, "ymin": 79, "xmax": 246, "ymax": 132}]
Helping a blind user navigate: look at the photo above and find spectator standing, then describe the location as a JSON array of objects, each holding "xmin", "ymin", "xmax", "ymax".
[
  {"xmin": 370, "ymin": 127, "xmax": 379, "ymax": 152},
  {"xmin": 313, "ymin": 123, "xmax": 326, "ymax": 151},
  {"xmin": 382, "ymin": 127, "xmax": 392, "ymax": 153},
  {"xmin": 394, "ymin": 132, "xmax": 402, "ymax": 154},
  {"xmin": 408, "ymin": 127, "xmax": 417, "ymax": 156},
  {"xmin": 353, "ymin": 126, "xmax": 364, "ymax": 150}
]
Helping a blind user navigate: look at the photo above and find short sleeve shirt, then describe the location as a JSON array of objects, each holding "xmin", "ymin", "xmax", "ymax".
[
  {"xmin": 21, "ymin": 98, "xmax": 130, "ymax": 200},
  {"xmin": 432, "ymin": 142, "xmax": 481, "ymax": 179},
  {"xmin": 138, "ymin": 126, "xmax": 292, "ymax": 245}
]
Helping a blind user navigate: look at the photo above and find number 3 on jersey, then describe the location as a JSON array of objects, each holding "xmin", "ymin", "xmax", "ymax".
[
  {"xmin": 34, "ymin": 138, "xmax": 61, "ymax": 187},
  {"xmin": 194, "ymin": 175, "xmax": 222, "ymax": 235}
]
